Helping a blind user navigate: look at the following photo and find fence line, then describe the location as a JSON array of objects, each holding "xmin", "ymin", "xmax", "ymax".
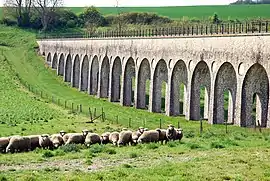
[{"xmin": 37, "ymin": 21, "xmax": 269, "ymax": 39}]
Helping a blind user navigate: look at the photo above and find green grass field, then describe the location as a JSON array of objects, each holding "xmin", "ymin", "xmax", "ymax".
[
  {"xmin": 0, "ymin": 25, "xmax": 270, "ymax": 180},
  {"xmin": 68, "ymin": 5, "xmax": 270, "ymax": 20}
]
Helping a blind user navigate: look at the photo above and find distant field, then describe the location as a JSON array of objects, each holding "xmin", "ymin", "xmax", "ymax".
[{"xmin": 67, "ymin": 5, "xmax": 270, "ymax": 20}]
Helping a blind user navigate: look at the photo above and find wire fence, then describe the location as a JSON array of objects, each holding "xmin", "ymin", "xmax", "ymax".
[{"xmin": 37, "ymin": 21, "xmax": 269, "ymax": 39}]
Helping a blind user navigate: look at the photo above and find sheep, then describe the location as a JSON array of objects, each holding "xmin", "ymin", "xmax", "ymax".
[
  {"xmin": 166, "ymin": 125, "xmax": 177, "ymax": 141},
  {"xmin": 50, "ymin": 134, "xmax": 64, "ymax": 148},
  {"xmin": 109, "ymin": 132, "xmax": 119, "ymax": 146},
  {"xmin": 0, "ymin": 137, "xmax": 10, "ymax": 153},
  {"xmin": 101, "ymin": 132, "xmax": 110, "ymax": 144},
  {"xmin": 6, "ymin": 136, "xmax": 31, "ymax": 153},
  {"xmin": 59, "ymin": 130, "xmax": 67, "ymax": 137},
  {"xmin": 85, "ymin": 133, "xmax": 101, "ymax": 147},
  {"xmin": 156, "ymin": 129, "xmax": 169, "ymax": 144},
  {"xmin": 117, "ymin": 129, "xmax": 132, "ymax": 147},
  {"xmin": 39, "ymin": 134, "xmax": 53, "ymax": 149},
  {"xmin": 137, "ymin": 130, "xmax": 159, "ymax": 144},
  {"xmin": 175, "ymin": 128, "xmax": 183, "ymax": 141},
  {"xmin": 27, "ymin": 135, "xmax": 41, "ymax": 151},
  {"xmin": 131, "ymin": 130, "xmax": 143, "ymax": 145}
]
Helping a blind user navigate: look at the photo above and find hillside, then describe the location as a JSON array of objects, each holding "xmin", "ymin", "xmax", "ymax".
[
  {"xmin": 69, "ymin": 5, "xmax": 270, "ymax": 20},
  {"xmin": 0, "ymin": 25, "xmax": 270, "ymax": 180}
]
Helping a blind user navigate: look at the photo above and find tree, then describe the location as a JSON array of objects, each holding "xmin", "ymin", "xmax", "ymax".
[
  {"xmin": 3, "ymin": 0, "xmax": 32, "ymax": 27},
  {"xmin": 33, "ymin": 0, "xmax": 63, "ymax": 31}
]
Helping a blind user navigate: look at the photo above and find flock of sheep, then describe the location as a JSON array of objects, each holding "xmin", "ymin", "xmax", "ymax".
[{"xmin": 0, "ymin": 124, "xmax": 183, "ymax": 153}]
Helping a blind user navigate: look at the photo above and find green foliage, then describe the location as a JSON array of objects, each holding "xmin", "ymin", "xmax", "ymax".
[
  {"xmin": 210, "ymin": 142, "xmax": 226, "ymax": 149},
  {"xmin": 146, "ymin": 143, "xmax": 159, "ymax": 150},
  {"xmin": 129, "ymin": 152, "xmax": 138, "ymax": 158},
  {"xmin": 42, "ymin": 150, "xmax": 54, "ymax": 158},
  {"xmin": 59, "ymin": 144, "xmax": 80, "ymax": 153},
  {"xmin": 79, "ymin": 6, "xmax": 105, "ymax": 27},
  {"xmin": 89, "ymin": 144, "xmax": 104, "ymax": 154}
]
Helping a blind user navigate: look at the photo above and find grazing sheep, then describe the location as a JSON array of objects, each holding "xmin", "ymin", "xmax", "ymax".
[
  {"xmin": 166, "ymin": 125, "xmax": 177, "ymax": 141},
  {"xmin": 85, "ymin": 133, "xmax": 101, "ymax": 147},
  {"xmin": 62, "ymin": 133, "xmax": 74, "ymax": 143},
  {"xmin": 0, "ymin": 137, "xmax": 10, "ymax": 153},
  {"xmin": 6, "ymin": 136, "xmax": 31, "ymax": 153},
  {"xmin": 50, "ymin": 134, "xmax": 64, "ymax": 148},
  {"xmin": 137, "ymin": 130, "xmax": 159, "ymax": 144},
  {"xmin": 101, "ymin": 132, "xmax": 111, "ymax": 144},
  {"xmin": 39, "ymin": 134, "xmax": 53, "ymax": 149},
  {"xmin": 65, "ymin": 134, "xmax": 85, "ymax": 145},
  {"xmin": 117, "ymin": 129, "xmax": 132, "ymax": 147},
  {"xmin": 175, "ymin": 128, "xmax": 183, "ymax": 141},
  {"xmin": 131, "ymin": 130, "xmax": 142, "ymax": 145},
  {"xmin": 109, "ymin": 132, "xmax": 119, "ymax": 146},
  {"xmin": 156, "ymin": 129, "xmax": 169, "ymax": 144},
  {"xmin": 59, "ymin": 130, "xmax": 67, "ymax": 137},
  {"xmin": 27, "ymin": 135, "xmax": 41, "ymax": 151},
  {"xmin": 138, "ymin": 127, "xmax": 145, "ymax": 134}
]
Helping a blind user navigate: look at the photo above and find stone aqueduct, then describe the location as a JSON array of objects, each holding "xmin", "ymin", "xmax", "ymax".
[{"xmin": 38, "ymin": 34, "xmax": 270, "ymax": 128}]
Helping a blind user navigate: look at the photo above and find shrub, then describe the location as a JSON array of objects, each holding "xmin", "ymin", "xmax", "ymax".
[
  {"xmin": 89, "ymin": 144, "xmax": 104, "ymax": 154},
  {"xmin": 59, "ymin": 144, "xmax": 80, "ymax": 153},
  {"xmin": 1, "ymin": 17, "xmax": 17, "ymax": 26},
  {"xmin": 42, "ymin": 150, "xmax": 54, "ymax": 158},
  {"xmin": 54, "ymin": 149, "xmax": 65, "ymax": 156}
]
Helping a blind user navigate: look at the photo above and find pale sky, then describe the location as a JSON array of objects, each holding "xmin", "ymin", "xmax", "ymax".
[{"xmin": 0, "ymin": 0, "xmax": 236, "ymax": 7}]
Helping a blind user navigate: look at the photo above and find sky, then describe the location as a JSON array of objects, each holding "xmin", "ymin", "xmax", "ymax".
[{"xmin": 0, "ymin": 0, "xmax": 236, "ymax": 7}]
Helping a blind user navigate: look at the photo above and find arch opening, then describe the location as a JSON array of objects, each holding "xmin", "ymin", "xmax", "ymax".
[
  {"xmin": 170, "ymin": 60, "xmax": 188, "ymax": 116},
  {"xmin": 72, "ymin": 55, "xmax": 80, "ymax": 88},
  {"xmin": 52, "ymin": 53, "xmax": 58, "ymax": 69},
  {"xmin": 241, "ymin": 63, "xmax": 269, "ymax": 127},
  {"xmin": 190, "ymin": 61, "xmax": 211, "ymax": 120},
  {"xmin": 213, "ymin": 62, "xmax": 237, "ymax": 124},
  {"xmin": 64, "ymin": 54, "xmax": 72, "ymax": 82},
  {"xmin": 57, "ymin": 54, "xmax": 65, "ymax": 76},
  {"xmin": 81, "ymin": 55, "xmax": 89, "ymax": 91},
  {"xmin": 123, "ymin": 58, "xmax": 136, "ymax": 106},
  {"xmin": 152, "ymin": 59, "xmax": 168, "ymax": 113},
  {"xmin": 46, "ymin": 53, "xmax": 52, "ymax": 64},
  {"xmin": 90, "ymin": 56, "xmax": 99, "ymax": 95},
  {"xmin": 99, "ymin": 56, "xmax": 110, "ymax": 98},
  {"xmin": 137, "ymin": 58, "xmax": 151, "ymax": 109},
  {"xmin": 111, "ymin": 57, "xmax": 122, "ymax": 102}
]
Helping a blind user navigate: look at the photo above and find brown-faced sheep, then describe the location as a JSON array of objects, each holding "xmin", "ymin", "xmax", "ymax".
[
  {"xmin": 101, "ymin": 132, "xmax": 110, "ymax": 144},
  {"xmin": 166, "ymin": 125, "xmax": 177, "ymax": 141},
  {"xmin": 50, "ymin": 134, "xmax": 64, "ymax": 148},
  {"xmin": 137, "ymin": 130, "xmax": 159, "ymax": 144},
  {"xmin": 85, "ymin": 133, "xmax": 101, "ymax": 147},
  {"xmin": 131, "ymin": 130, "xmax": 142, "ymax": 145},
  {"xmin": 39, "ymin": 134, "xmax": 53, "ymax": 149},
  {"xmin": 0, "ymin": 137, "xmax": 10, "ymax": 153},
  {"xmin": 156, "ymin": 129, "xmax": 169, "ymax": 144},
  {"xmin": 109, "ymin": 132, "xmax": 119, "ymax": 146},
  {"xmin": 6, "ymin": 136, "xmax": 31, "ymax": 153},
  {"xmin": 117, "ymin": 129, "xmax": 132, "ymax": 147}
]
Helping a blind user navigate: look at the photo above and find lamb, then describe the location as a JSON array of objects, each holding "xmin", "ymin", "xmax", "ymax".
[
  {"xmin": 137, "ymin": 130, "xmax": 159, "ymax": 144},
  {"xmin": 117, "ymin": 129, "xmax": 132, "ymax": 147},
  {"xmin": 109, "ymin": 132, "xmax": 119, "ymax": 146},
  {"xmin": 85, "ymin": 133, "xmax": 101, "ymax": 147},
  {"xmin": 39, "ymin": 134, "xmax": 53, "ymax": 149},
  {"xmin": 101, "ymin": 132, "xmax": 110, "ymax": 144},
  {"xmin": 50, "ymin": 134, "xmax": 64, "ymax": 148},
  {"xmin": 0, "ymin": 137, "xmax": 10, "ymax": 153},
  {"xmin": 6, "ymin": 136, "xmax": 31, "ymax": 153}
]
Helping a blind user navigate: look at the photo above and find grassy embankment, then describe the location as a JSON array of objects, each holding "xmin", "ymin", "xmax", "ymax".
[{"xmin": 0, "ymin": 25, "xmax": 270, "ymax": 180}]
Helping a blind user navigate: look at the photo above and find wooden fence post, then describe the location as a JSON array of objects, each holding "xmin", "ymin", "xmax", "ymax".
[{"xmin": 200, "ymin": 118, "xmax": 203, "ymax": 136}]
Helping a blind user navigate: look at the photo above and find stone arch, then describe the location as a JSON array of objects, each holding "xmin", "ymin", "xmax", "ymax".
[
  {"xmin": 90, "ymin": 55, "xmax": 99, "ymax": 95},
  {"xmin": 122, "ymin": 57, "xmax": 136, "ymax": 106},
  {"xmin": 64, "ymin": 54, "xmax": 72, "ymax": 82},
  {"xmin": 80, "ymin": 55, "xmax": 89, "ymax": 91},
  {"xmin": 136, "ymin": 58, "xmax": 151, "ymax": 109},
  {"xmin": 151, "ymin": 59, "xmax": 168, "ymax": 113},
  {"xmin": 46, "ymin": 52, "xmax": 52, "ymax": 63},
  {"xmin": 190, "ymin": 61, "xmax": 211, "ymax": 120},
  {"xmin": 72, "ymin": 54, "xmax": 80, "ymax": 88},
  {"xmin": 213, "ymin": 62, "xmax": 237, "ymax": 124},
  {"xmin": 52, "ymin": 53, "xmax": 58, "ymax": 69},
  {"xmin": 57, "ymin": 54, "xmax": 65, "ymax": 76},
  {"xmin": 99, "ymin": 56, "xmax": 110, "ymax": 98},
  {"xmin": 170, "ymin": 60, "xmax": 188, "ymax": 116},
  {"xmin": 111, "ymin": 56, "xmax": 122, "ymax": 102},
  {"xmin": 241, "ymin": 63, "xmax": 269, "ymax": 127}
]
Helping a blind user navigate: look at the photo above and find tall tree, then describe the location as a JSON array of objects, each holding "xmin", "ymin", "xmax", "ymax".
[
  {"xmin": 33, "ymin": 0, "xmax": 63, "ymax": 31},
  {"xmin": 3, "ymin": 0, "xmax": 32, "ymax": 26}
]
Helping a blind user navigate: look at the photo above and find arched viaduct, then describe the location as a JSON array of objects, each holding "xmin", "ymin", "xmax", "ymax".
[{"xmin": 38, "ymin": 35, "xmax": 270, "ymax": 128}]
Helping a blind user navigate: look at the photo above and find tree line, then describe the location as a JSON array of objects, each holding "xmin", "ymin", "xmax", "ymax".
[
  {"xmin": 231, "ymin": 0, "xmax": 270, "ymax": 4},
  {"xmin": 2, "ymin": 0, "xmax": 172, "ymax": 31}
]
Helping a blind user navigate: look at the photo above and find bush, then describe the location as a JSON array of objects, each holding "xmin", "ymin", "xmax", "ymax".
[
  {"xmin": 2, "ymin": 17, "xmax": 17, "ymax": 26},
  {"xmin": 54, "ymin": 149, "xmax": 65, "ymax": 156},
  {"xmin": 42, "ymin": 150, "xmax": 54, "ymax": 158},
  {"xmin": 59, "ymin": 144, "xmax": 80, "ymax": 153},
  {"xmin": 89, "ymin": 144, "xmax": 104, "ymax": 154}
]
